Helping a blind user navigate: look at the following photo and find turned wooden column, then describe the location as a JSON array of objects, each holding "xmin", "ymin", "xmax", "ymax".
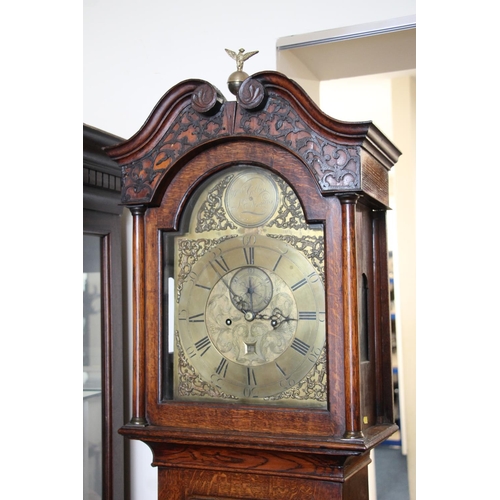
[
  {"xmin": 339, "ymin": 194, "xmax": 363, "ymax": 439},
  {"xmin": 129, "ymin": 205, "xmax": 148, "ymax": 426}
]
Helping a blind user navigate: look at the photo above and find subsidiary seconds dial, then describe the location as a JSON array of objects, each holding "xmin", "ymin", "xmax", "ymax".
[{"xmin": 229, "ymin": 266, "xmax": 273, "ymax": 319}]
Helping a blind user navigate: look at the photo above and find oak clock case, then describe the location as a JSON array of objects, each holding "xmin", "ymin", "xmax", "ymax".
[
  {"xmin": 167, "ymin": 166, "xmax": 326, "ymax": 407},
  {"xmin": 104, "ymin": 70, "xmax": 401, "ymax": 500}
]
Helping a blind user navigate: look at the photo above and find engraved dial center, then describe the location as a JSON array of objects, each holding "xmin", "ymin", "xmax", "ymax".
[{"xmin": 206, "ymin": 265, "xmax": 298, "ymax": 367}]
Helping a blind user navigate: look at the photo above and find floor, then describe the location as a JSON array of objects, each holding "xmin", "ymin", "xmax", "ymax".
[{"xmin": 374, "ymin": 446, "xmax": 410, "ymax": 500}]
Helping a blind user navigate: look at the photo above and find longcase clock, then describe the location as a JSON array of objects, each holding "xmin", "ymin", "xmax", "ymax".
[{"xmin": 105, "ymin": 70, "xmax": 401, "ymax": 499}]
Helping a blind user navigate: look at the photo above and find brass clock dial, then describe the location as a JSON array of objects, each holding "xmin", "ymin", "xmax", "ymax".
[
  {"xmin": 177, "ymin": 234, "xmax": 325, "ymax": 400},
  {"xmin": 172, "ymin": 166, "xmax": 327, "ymax": 407}
]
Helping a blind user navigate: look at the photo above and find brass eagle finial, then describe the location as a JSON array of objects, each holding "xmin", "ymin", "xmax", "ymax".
[
  {"xmin": 225, "ymin": 48, "xmax": 259, "ymax": 96},
  {"xmin": 225, "ymin": 48, "xmax": 259, "ymax": 72}
]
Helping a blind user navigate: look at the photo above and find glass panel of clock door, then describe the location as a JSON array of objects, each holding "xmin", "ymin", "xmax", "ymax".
[{"xmin": 83, "ymin": 234, "xmax": 103, "ymax": 500}]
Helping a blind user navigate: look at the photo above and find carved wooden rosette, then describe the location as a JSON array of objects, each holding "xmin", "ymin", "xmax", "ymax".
[{"xmin": 104, "ymin": 71, "xmax": 401, "ymax": 500}]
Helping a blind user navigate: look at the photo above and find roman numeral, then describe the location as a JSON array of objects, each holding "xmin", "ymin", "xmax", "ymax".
[
  {"xmin": 195, "ymin": 283, "xmax": 211, "ymax": 290},
  {"xmin": 272, "ymin": 254, "xmax": 283, "ymax": 272},
  {"xmin": 291, "ymin": 278, "xmax": 307, "ymax": 291},
  {"xmin": 188, "ymin": 313, "xmax": 205, "ymax": 323},
  {"xmin": 298, "ymin": 311, "xmax": 317, "ymax": 320},
  {"xmin": 194, "ymin": 336, "xmax": 211, "ymax": 356},
  {"xmin": 291, "ymin": 338, "xmax": 310, "ymax": 356},
  {"xmin": 215, "ymin": 358, "xmax": 228, "ymax": 377},
  {"xmin": 247, "ymin": 367, "xmax": 257, "ymax": 386},
  {"xmin": 187, "ymin": 336, "xmax": 211, "ymax": 358},
  {"xmin": 291, "ymin": 272, "xmax": 319, "ymax": 291},
  {"xmin": 210, "ymin": 256, "xmax": 230, "ymax": 275},
  {"xmin": 243, "ymin": 246, "xmax": 254, "ymax": 265},
  {"xmin": 275, "ymin": 362, "xmax": 286, "ymax": 376}
]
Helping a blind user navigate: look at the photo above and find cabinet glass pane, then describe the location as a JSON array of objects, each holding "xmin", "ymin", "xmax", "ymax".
[{"xmin": 83, "ymin": 234, "xmax": 102, "ymax": 500}]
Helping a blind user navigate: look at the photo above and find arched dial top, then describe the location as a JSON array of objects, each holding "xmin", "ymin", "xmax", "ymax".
[{"xmin": 172, "ymin": 166, "xmax": 327, "ymax": 407}]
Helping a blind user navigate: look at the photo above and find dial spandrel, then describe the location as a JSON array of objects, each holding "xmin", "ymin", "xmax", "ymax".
[{"xmin": 170, "ymin": 166, "xmax": 327, "ymax": 407}]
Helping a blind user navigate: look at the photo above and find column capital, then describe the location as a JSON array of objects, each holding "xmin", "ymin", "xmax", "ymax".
[
  {"xmin": 128, "ymin": 204, "xmax": 147, "ymax": 216},
  {"xmin": 337, "ymin": 193, "xmax": 360, "ymax": 205}
]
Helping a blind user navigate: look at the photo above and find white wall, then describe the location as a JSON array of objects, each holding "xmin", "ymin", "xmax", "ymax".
[
  {"xmin": 390, "ymin": 74, "xmax": 416, "ymax": 500},
  {"xmin": 320, "ymin": 76, "xmax": 395, "ymax": 134},
  {"xmin": 84, "ymin": 0, "xmax": 415, "ymax": 139},
  {"xmin": 84, "ymin": 2, "xmax": 416, "ymax": 498}
]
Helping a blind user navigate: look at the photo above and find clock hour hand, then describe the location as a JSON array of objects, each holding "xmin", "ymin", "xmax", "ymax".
[
  {"xmin": 233, "ymin": 295, "xmax": 257, "ymax": 321},
  {"xmin": 231, "ymin": 292, "xmax": 251, "ymax": 316},
  {"xmin": 255, "ymin": 307, "xmax": 296, "ymax": 328}
]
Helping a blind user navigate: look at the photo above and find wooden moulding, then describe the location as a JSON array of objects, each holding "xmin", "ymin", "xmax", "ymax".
[
  {"xmin": 104, "ymin": 71, "xmax": 401, "ymax": 209},
  {"xmin": 150, "ymin": 444, "xmax": 372, "ymax": 482}
]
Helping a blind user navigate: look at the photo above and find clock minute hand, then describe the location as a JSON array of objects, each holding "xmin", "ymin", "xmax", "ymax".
[
  {"xmin": 220, "ymin": 278, "xmax": 253, "ymax": 317},
  {"xmin": 222, "ymin": 277, "xmax": 250, "ymax": 314},
  {"xmin": 209, "ymin": 261, "xmax": 249, "ymax": 314}
]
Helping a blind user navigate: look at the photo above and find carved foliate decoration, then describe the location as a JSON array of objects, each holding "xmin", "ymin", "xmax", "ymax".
[
  {"xmin": 238, "ymin": 94, "xmax": 361, "ymax": 191},
  {"xmin": 238, "ymin": 77, "xmax": 266, "ymax": 110},
  {"xmin": 121, "ymin": 104, "xmax": 228, "ymax": 203},
  {"xmin": 191, "ymin": 83, "xmax": 223, "ymax": 114},
  {"xmin": 119, "ymin": 80, "xmax": 363, "ymax": 204}
]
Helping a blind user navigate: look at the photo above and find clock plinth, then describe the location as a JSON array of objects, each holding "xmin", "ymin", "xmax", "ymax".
[{"xmin": 106, "ymin": 71, "xmax": 401, "ymax": 499}]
